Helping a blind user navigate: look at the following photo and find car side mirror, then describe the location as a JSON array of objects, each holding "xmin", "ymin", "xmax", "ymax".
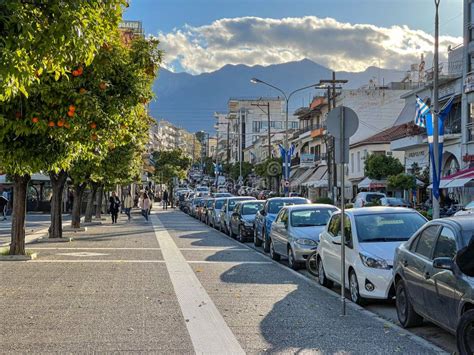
[
  {"xmin": 433, "ymin": 257, "xmax": 454, "ymax": 271},
  {"xmin": 332, "ymin": 235, "xmax": 342, "ymax": 245}
]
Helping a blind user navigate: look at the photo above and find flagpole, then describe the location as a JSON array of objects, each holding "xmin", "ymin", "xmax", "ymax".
[{"xmin": 432, "ymin": 0, "xmax": 440, "ymax": 219}]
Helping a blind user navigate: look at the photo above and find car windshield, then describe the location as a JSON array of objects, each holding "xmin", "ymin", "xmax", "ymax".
[
  {"xmin": 194, "ymin": 198, "xmax": 203, "ymax": 206},
  {"xmin": 228, "ymin": 199, "xmax": 251, "ymax": 211},
  {"xmin": 215, "ymin": 200, "xmax": 225, "ymax": 209},
  {"xmin": 386, "ymin": 198, "xmax": 406, "ymax": 205},
  {"xmin": 242, "ymin": 202, "xmax": 264, "ymax": 215},
  {"xmin": 465, "ymin": 201, "xmax": 474, "ymax": 209},
  {"xmin": 354, "ymin": 212, "xmax": 426, "ymax": 243},
  {"xmin": 291, "ymin": 208, "xmax": 337, "ymax": 227},
  {"xmin": 366, "ymin": 194, "xmax": 384, "ymax": 202},
  {"xmin": 196, "ymin": 187, "xmax": 208, "ymax": 192},
  {"xmin": 206, "ymin": 200, "xmax": 214, "ymax": 207},
  {"xmin": 268, "ymin": 199, "xmax": 307, "ymax": 214}
]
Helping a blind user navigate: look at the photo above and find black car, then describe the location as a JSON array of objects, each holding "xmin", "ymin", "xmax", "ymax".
[
  {"xmin": 201, "ymin": 198, "xmax": 215, "ymax": 224},
  {"xmin": 393, "ymin": 216, "xmax": 474, "ymax": 355},
  {"xmin": 229, "ymin": 200, "xmax": 265, "ymax": 242}
]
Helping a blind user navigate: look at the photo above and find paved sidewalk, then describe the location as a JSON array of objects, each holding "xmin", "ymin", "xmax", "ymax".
[{"xmin": 0, "ymin": 209, "xmax": 446, "ymax": 354}]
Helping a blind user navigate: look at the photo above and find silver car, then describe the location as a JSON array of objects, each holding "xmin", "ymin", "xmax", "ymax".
[
  {"xmin": 208, "ymin": 197, "xmax": 228, "ymax": 229},
  {"xmin": 269, "ymin": 204, "xmax": 338, "ymax": 270},
  {"xmin": 219, "ymin": 196, "xmax": 256, "ymax": 235}
]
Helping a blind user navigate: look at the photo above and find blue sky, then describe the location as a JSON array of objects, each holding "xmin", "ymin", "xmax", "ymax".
[{"xmin": 124, "ymin": 0, "xmax": 463, "ymax": 73}]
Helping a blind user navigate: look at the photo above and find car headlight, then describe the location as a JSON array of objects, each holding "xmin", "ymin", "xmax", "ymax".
[
  {"xmin": 295, "ymin": 238, "xmax": 318, "ymax": 246},
  {"xmin": 359, "ymin": 252, "xmax": 390, "ymax": 269}
]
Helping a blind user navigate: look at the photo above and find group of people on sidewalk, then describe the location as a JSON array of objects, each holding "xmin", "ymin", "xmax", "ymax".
[{"xmin": 108, "ymin": 189, "xmax": 171, "ymax": 224}]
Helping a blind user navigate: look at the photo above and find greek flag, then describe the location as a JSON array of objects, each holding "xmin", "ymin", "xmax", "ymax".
[
  {"xmin": 414, "ymin": 95, "xmax": 430, "ymax": 128},
  {"xmin": 279, "ymin": 144, "xmax": 296, "ymax": 181},
  {"xmin": 426, "ymin": 95, "xmax": 455, "ymax": 199}
]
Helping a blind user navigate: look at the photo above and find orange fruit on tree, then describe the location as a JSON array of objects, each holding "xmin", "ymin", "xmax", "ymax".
[
  {"xmin": 79, "ymin": 88, "xmax": 87, "ymax": 94},
  {"xmin": 90, "ymin": 122, "xmax": 97, "ymax": 129},
  {"xmin": 57, "ymin": 119, "xmax": 65, "ymax": 127},
  {"xmin": 67, "ymin": 111, "xmax": 74, "ymax": 117},
  {"xmin": 91, "ymin": 133, "xmax": 98, "ymax": 141},
  {"xmin": 64, "ymin": 122, "xmax": 71, "ymax": 129},
  {"xmin": 77, "ymin": 66, "xmax": 83, "ymax": 75},
  {"xmin": 68, "ymin": 105, "xmax": 76, "ymax": 112},
  {"xmin": 48, "ymin": 121, "xmax": 55, "ymax": 127},
  {"xmin": 99, "ymin": 82, "xmax": 107, "ymax": 91},
  {"xmin": 31, "ymin": 117, "xmax": 39, "ymax": 124},
  {"xmin": 72, "ymin": 70, "xmax": 79, "ymax": 77}
]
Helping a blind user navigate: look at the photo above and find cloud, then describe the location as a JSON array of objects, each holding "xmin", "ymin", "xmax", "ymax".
[{"xmin": 156, "ymin": 16, "xmax": 462, "ymax": 74}]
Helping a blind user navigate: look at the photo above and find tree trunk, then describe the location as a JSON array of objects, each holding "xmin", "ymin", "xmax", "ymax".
[
  {"xmin": 49, "ymin": 170, "xmax": 68, "ymax": 239},
  {"xmin": 71, "ymin": 182, "xmax": 87, "ymax": 228},
  {"xmin": 9, "ymin": 174, "xmax": 30, "ymax": 255},
  {"xmin": 84, "ymin": 182, "xmax": 98, "ymax": 223},
  {"xmin": 95, "ymin": 185, "xmax": 103, "ymax": 219}
]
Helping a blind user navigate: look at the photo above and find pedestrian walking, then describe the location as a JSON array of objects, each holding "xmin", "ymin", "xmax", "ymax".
[
  {"xmin": 123, "ymin": 191, "xmax": 133, "ymax": 221},
  {"xmin": 0, "ymin": 195, "xmax": 8, "ymax": 221},
  {"xmin": 141, "ymin": 192, "xmax": 150, "ymax": 221},
  {"xmin": 162, "ymin": 190, "xmax": 169, "ymax": 210},
  {"xmin": 109, "ymin": 191, "xmax": 121, "ymax": 224}
]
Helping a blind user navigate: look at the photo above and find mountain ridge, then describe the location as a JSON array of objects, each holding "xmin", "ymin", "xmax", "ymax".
[{"xmin": 150, "ymin": 59, "xmax": 406, "ymax": 132}]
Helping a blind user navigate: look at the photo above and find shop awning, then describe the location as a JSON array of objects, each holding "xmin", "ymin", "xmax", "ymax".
[
  {"xmin": 428, "ymin": 167, "xmax": 474, "ymax": 189},
  {"xmin": 0, "ymin": 173, "xmax": 50, "ymax": 183},
  {"xmin": 290, "ymin": 168, "xmax": 315, "ymax": 188},
  {"xmin": 358, "ymin": 177, "xmax": 386, "ymax": 189},
  {"xmin": 303, "ymin": 165, "xmax": 328, "ymax": 187}
]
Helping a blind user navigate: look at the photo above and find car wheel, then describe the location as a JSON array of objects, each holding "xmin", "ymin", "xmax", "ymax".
[
  {"xmin": 270, "ymin": 239, "xmax": 280, "ymax": 261},
  {"xmin": 395, "ymin": 280, "xmax": 423, "ymax": 328},
  {"xmin": 288, "ymin": 246, "xmax": 299, "ymax": 270},
  {"xmin": 237, "ymin": 226, "xmax": 243, "ymax": 242},
  {"xmin": 349, "ymin": 270, "xmax": 366, "ymax": 305},
  {"xmin": 263, "ymin": 230, "xmax": 270, "ymax": 253},
  {"xmin": 318, "ymin": 257, "xmax": 333, "ymax": 288},
  {"xmin": 306, "ymin": 251, "xmax": 319, "ymax": 277},
  {"xmin": 229, "ymin": 225, "xmax": 235, "ymax": 238},
  {"xmin": 457, "ymin": 309, "xmax": 474, "ymax": 355},
  {"xmin": 254, "ymin": 228, "xmax": 262, "ymax": 247}
]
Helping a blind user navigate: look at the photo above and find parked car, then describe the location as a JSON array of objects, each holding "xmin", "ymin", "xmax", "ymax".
[
  {"xmin": 269, "ymin": 204, "xmax": 339, "ymax": 269},
  {"xmin": 195, "ymin": 186, "xmax": 210, "ymax": 196},
  {"xmin": 454, "ymin": 201, "xmax": 474, "ymax": 217},
  {"xmin": 317, "ymin": 207, "xmax": 427, "ymax": 304},
  {"xmin": 254, "ymin": 197, "xmax": 310, "ymax": 252},
  {"xmin": 201, "ymin": 198, "xmax": 215, "ymax": 224},
  {"xmin": 190, "ymin": 197, "xmax": 204, "ymax": 218},
  {"xmin": 229, "ymin": 200, "xmax": 265, "ymax": 242},
  {"xmin": 379, "ymin": 197, "xmax": 412, "ymax": 208},
  {"xmin": 353, "ymin": 192, "xmax": 386, "ymax": 208},
  {"xmin": 392, "ymin": 216, "xmax": 474, "ymax": 355},
  {"xmin": 208, "ymin": 197, "xmax": 228, "ymax": 229},
  {"xmin": 219, "ymin": 196, "xmax": 256, "ymax": 235}
]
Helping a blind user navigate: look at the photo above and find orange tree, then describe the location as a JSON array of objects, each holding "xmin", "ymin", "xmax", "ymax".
[
  {"xmin": 0, "ymin": 34, "xmax": 161, "ymax": 253},
  {"xmin": 0, "ymin": 0, "xmax": 126, "ymax": 101}
]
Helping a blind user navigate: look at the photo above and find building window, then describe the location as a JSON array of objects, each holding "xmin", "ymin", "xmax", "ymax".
[
  {"xmin": 357, "ymin": 151, "xmax": 361, "ymax": 172},
  {"xmin": 351, "ymin": 153, "xmax": 354, "ymax": 173}
]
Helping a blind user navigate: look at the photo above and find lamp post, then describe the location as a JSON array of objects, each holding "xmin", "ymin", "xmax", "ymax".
[
  {"xmin": 250, "ymin": 78, "xmax": 320, "ymax": 195},
  {"xmin": 432, "ymin": 0, "xmax": 441, "ymax": 219}
]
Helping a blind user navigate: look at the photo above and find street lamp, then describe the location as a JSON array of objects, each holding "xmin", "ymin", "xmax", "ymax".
[{"xmin": 250, "ymin": 78, "xmax": 320, "ymax": 195}]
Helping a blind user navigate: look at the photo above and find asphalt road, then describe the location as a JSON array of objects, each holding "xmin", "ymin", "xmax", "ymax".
[{"xmin": 0, "ymin": 209, "xmax": 449, "ymax": 354}]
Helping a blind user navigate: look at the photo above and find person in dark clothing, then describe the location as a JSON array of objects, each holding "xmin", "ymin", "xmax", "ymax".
[
  {"xmin": 0, "ymin": 195, "xmax": 8, "ymax": 221},
  {"xmin": 109, "ymin": 191, "xmax": 121, "ymax": 224},
  {"xmin": 162, "ymin": 190, "xmax": 169, "ymax": 210}
]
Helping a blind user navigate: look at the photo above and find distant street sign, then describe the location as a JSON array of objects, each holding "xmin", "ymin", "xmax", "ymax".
[{"xmin": 326, "ymin": 106, "xmax": 359, "ymax": 164}]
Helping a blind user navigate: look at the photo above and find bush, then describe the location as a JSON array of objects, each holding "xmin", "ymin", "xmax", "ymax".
[
  {"xmin": 417, "ymin": 210, "xmax": 432, "ymax": 220},
  {"xmin": 345, "ymin": 203, "xmax": 354, "ymax": 209},
  {"xmin": 314, "ymin": 197, "xmax": 334, "ymax": 205}
]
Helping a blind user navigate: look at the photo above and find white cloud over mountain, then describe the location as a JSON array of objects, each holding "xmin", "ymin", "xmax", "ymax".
[{"xmin": 156, "ymin": 16, "xmax": 462, "ymax": 74}]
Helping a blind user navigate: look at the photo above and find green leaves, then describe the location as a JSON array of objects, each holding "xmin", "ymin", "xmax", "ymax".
[
  {"xmin": 364, "ymin": 154, "xmax": 404, "ymax": 180},
  {"xmin": 388, "ymin": 173, "xmax": 417, "ymax": 191}
]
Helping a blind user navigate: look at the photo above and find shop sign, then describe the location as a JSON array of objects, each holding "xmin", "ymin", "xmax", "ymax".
[
  {"xmin": 463, "ymin": 154, "xmax": 474, "ymax": 162},
  {"xmin": 300, "ymin": 153, "xmax": 315, "ymax": 167},
  {"xmin": 465, "ymin": 73, "xmax": 474, "ymax": 94}
]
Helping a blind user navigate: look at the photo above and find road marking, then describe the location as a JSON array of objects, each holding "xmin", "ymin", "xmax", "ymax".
[
  {"xmin": 153, "ymin": 214, "xmax": 245, "ymax": 355},
  {"xmin": 56, "ymin": 252, "xmax": 109, "ymax": 257},
  {"xmin": 187, "ymin": 260, "xmax": 271, "ymax": 264},
  {"xmin": 28, "ymin": 260, "xmax": 166, "ymax": 263},
  {"xmin": 28, "ymin": 247, "xmax": 161, "ymax": 250},
  {"xmin": 178, "ymin": 247, "xmax": 248, "ymax": 251}
]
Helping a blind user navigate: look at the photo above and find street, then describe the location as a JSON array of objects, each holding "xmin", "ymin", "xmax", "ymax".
[{"xmin": 1, "ymin": 210, "xmax": 449, "ymax": 354}]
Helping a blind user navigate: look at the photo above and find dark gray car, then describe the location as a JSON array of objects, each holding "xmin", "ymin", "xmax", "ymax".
[{"xmin": 393, "ymin": 216, "xmax": 474, "ymax": 355}]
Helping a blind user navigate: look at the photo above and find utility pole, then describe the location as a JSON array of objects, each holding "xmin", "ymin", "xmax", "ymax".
[
  {"xmin": 226, "ymin": 120, "xmax": 230, "ymax": 164},
  {"xmin": 192, "ymin": 134, "xmax": 195, "ymax": 166},
  {"xmin": 432, "ymin": 0, "xmax": 441, "ymax": 219},
  {"xmin": 320, "ymin": 72, "xmax": 348, "ymax": 204},
  {"xmin": 251, "ymin": 101, "xmax": 272, "ymax": 160}
]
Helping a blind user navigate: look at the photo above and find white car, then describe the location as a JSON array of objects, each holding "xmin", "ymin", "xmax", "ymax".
[
  {"xmin": 195, "ymin": 186, "xmax": 210, "ymax": 196},
  {"xmin": 353, "ymin": 192, "xmax": 386, "ymax": 208},
  {"xmin": 317, "ymin": 207, "xmax": 427, "ymax": 304},
  {"xmin": 454, "ymin": 201, "xmax": 474, "ymax": 216}
]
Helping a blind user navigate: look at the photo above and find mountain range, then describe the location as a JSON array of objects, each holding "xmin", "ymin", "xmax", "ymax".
[{"xmin": 150, "ymin": 59, "xmax": 406, "ymax": 132}]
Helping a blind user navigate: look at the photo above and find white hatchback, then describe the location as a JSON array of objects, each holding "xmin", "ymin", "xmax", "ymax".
[{"xmin": 317, "ymin": 207, "xmax": 427, "ymax": 304}]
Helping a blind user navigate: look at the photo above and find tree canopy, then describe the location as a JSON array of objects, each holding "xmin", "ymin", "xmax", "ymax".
[{"xmin": 364, "ymin": 154, "xmax": 404, "ymax": 180}]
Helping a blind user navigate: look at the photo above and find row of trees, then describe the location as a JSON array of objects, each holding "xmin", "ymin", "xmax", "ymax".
[{"xmin": 1, "ymin": 1, "xmax": 162, "ymax": 255}]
